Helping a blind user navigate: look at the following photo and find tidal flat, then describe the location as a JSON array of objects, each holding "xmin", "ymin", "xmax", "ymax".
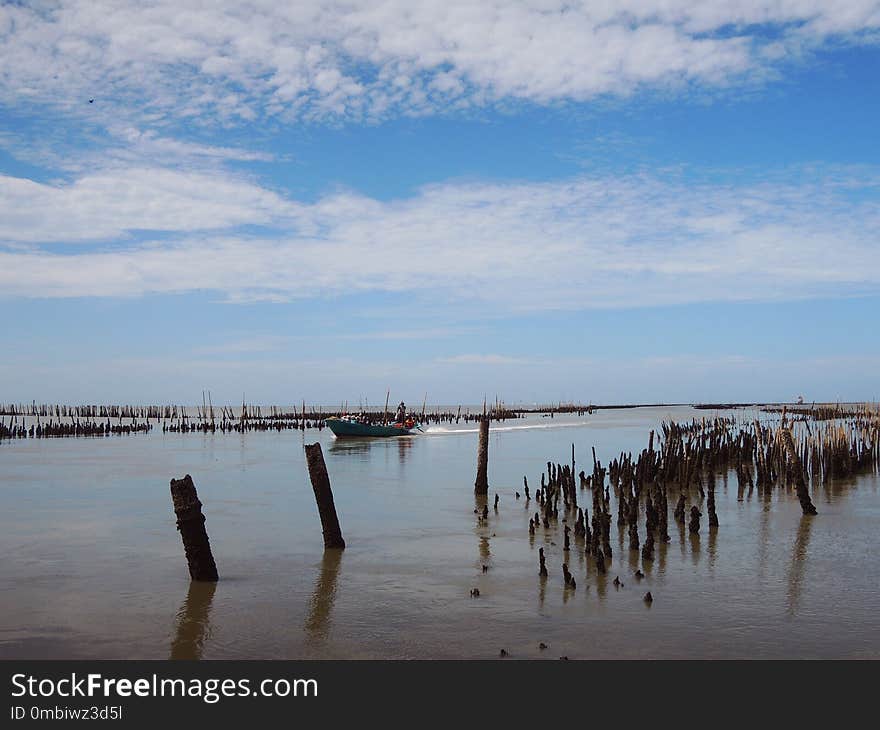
[{"xmin": 1, "ymin": 405, "xmax": 877, "ymax": 659}]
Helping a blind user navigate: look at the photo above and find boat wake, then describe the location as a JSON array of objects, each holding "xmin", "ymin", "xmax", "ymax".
[{"xmin": 423, "ymin": 421, "xmax": 590, "ymax": 435}]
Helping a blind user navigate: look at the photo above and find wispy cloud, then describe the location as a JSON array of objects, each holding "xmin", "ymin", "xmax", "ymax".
[
  {"xmin": 1, "ymin": 165, "xmax": 878, "ymax": 309},
  {"xmin": 1, "ymin": 2, "xmax": 879, "ymax": 126},
  {"xmin": 338, "ymin": 327, "xmax": 479, "ymax": 341},
  {"xmin": 188, "ymin": 328, "xmax": 473, "ymax": 355},
  {"xmin": 438, "ymin": 354, "xmax": 538, "ymax": 366},
  {"xmin": 107, "ymin": 128, "xmax": 275, "ymax": 165},
  {"xmin": 191, "ymin": 336, "xmax": 292, "ymax": 356}
]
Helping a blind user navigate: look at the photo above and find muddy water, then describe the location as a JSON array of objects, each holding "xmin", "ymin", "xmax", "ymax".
[{"xmin": 1, "ymin": 406, "xmax": 878, "ymax": 659}]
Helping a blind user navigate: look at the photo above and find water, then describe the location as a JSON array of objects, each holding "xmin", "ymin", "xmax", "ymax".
[{"xmin": 1, "ymin": 406, "xmax": 878, "ymax": 659}]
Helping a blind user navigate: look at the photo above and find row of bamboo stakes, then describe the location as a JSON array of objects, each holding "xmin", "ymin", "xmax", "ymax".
[
  {"xmin": 0, "ymin": 399, "xmax": 591, "ymax": 419},
  {"xmin": 0, "ymin": 402, "xmax": 545, "ymax": 440}
]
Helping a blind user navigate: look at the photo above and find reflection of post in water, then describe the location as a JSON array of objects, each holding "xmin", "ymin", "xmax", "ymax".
[
  {"xmin": 757, "ymin": 496, "xmax": 770, "ymax": 581},
  {"xmin": 305, "ymin": 548, "xmax": 344, "ymax": 641},
  {"xmin": 689, "ymin": 533, "xmax": 701, "ymax": 567},
  {"xmin": 170, "ymin": 580, "xmax": 216, "ymax": 660},
  {"xmin": 785, "ymin": 515, "xmax": 814, "ymax": 617},
  {"xmin": 707, "ymin": 526, "xmax": 717, "ymax": 573},
  {"xmin": 628, "ymin": 543, "xmax": 640, "ymax": 574},
  {"xmin": 595, "ymin": 570, "xmax": 608, "ymax": 599},
  {"xmin": 479, "ymin": 535, "xmax": 491, "ymax": 563}
]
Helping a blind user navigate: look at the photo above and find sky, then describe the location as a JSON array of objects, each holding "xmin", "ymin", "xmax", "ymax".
[{"xmin": 0, "ymin": 1, "xmax": 879, "ymax": 406}]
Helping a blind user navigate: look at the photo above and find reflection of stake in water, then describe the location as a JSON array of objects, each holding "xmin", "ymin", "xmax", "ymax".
[
  {"xmin": 169, "ymin": 581, "xmax": 216, "ymax": 660},
  {"xmin": 786, "ymin": 515, "xmax": 814, "ymax": 617},
  {"xmin": 689, "ymin": 533, "xmax": 701, "ymax": 567},
  {"xmin": 707, "ymin": 526, "xmax": 717, "ymax": 574},
  {"xmin": 305, "ymin": 549, "xmax": 343, "ymax": 641},
  {"xmin": 478, "ymin": 536, "xmax": 491, "ymax": 563}
]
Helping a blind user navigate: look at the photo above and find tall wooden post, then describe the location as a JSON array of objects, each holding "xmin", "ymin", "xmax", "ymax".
[
  {"xmin": 170, "ymin": 474, "xmax": 219, "ymax": 581},
  {"xmin": 304, "ymin": 443, "xmax": 346, "ymax": 549},
  {"xmin": 474, "ymin": 416, "xmax": 489, "ymax": 495}
]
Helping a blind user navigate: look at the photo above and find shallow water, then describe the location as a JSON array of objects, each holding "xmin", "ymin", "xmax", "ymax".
[{"xmin": 1, "ymin": 406, "xmax": 878, "ymax": 659}]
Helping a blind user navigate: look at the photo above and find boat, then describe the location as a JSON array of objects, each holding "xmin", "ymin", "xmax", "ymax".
[{"xmin": 325, "ymin": 416, "xmax": 423, "ymax": 438}]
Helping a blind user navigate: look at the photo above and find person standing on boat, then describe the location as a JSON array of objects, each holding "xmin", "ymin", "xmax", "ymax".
[{"xmin": 396, "ymin": 401, "xmax": 406, "ymax": 423}]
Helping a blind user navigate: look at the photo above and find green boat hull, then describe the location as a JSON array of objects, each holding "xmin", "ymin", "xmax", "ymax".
[{"xmin": 325, "ymin": 417, "xmax": 421, "ymax": 438}]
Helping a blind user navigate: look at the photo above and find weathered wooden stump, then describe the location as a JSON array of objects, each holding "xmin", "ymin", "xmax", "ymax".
[
  {"xmin": 474, "ymin": 417, "xmax": 490, "ymax": 495},
  {"xmin": 689, "ymin": 505, "xmax": 701, "ymax": 534},
  {"xmin": 304, "ymin": 443, "xmax": 346, "ymax": 549},
  {"xmin": 170, "ymin": 474, "xmax": 219, "ymax": 581},
  {"xmin": 778, "ymin": 427, "xmax": 818, "ymax": 515},
  {"xmin": 562, "ymin": 563, "xmax": 576, "ymax": 589},
  {"xmin": 641, "ymin": 530, "xmax": 654, "ymax": 562},
  {"xmin": 595, "ymin": 547, "xmax": 607, "ymax": 574},
  {"xmin": 707, "ymin": 473, "xmax": 719, "ymax": 527},
  {"xmin": 674, "ymin": 493, "xmax": 686, "ymax": 524}
]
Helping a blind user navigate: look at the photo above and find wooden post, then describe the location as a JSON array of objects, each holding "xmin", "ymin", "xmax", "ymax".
[
  {"xmin": 170, "ymin": 474, "xmax": 219, "ymax": 581},
  {"xmin": 304, "ymin": 443, "xmax": 346, "ymax": 549},
  {"xmin": 474, "ymin": 415, "xmax": 489, "ymax": 495},
  {"xmin": 707, "ymin": 470, "xmax": 719, "ymax": 527},
  {"xmin": 778, "ymin": 427, "xmax": 818, "ymax": 515}
]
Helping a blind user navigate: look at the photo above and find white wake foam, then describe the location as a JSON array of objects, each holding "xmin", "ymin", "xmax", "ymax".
[{"xmin": 424, "ymin": 421, "xmax": 590, "ymax": 435}]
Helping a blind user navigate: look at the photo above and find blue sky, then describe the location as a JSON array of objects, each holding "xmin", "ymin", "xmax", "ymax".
[{"xmin": 0, "ymin": 1, "xmax": 878, "ymax": 405}]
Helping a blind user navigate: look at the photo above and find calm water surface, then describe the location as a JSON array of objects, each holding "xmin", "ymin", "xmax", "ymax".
[{"xmin": 1, "ymin": 406, "xmax": 878, "ymax": 659}]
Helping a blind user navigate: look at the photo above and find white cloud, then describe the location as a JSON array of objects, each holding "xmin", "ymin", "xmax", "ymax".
[
  {"xmin": 1, "ymin": 1, "xmax": 878, "ymax": 125},
  {"xmin": 0, "ymin": 167, "xmax": 297, "ymax": 242},
  {"xmin": 0, "ymin": 165, "xmax": 877, "ymax": 309}
]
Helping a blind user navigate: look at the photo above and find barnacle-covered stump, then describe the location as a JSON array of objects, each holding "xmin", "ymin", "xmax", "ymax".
[{"xmin": 170, "ymin": 474, "xmax": 219, "ymax": 581}]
